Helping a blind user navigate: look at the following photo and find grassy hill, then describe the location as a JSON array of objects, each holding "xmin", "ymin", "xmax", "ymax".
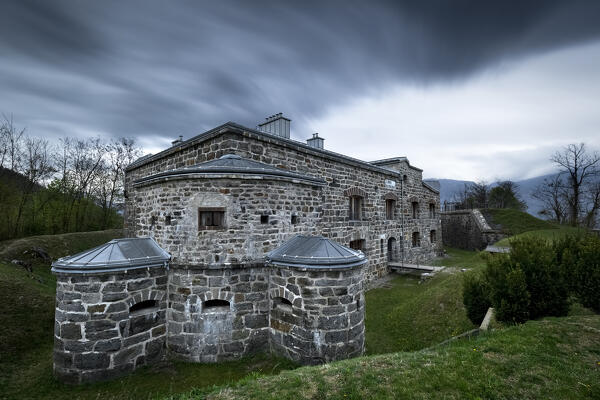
[{"xmin": 173, "ymin": 314, "xmax": 600, "ymax": 400}]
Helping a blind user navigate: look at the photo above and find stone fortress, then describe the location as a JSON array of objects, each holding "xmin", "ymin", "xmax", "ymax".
[{"xmin": 51, "ymin": 114, "xmax": 442, "ymax": 383}]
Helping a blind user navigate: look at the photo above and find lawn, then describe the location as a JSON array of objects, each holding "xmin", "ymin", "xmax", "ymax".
[
  {"xmin": 494, "ymin": 226, "xmax": 585, "ymax": 247},
  {"xmin": 173, "ymin": 314, "xmax": 600, "ymax": 400}
]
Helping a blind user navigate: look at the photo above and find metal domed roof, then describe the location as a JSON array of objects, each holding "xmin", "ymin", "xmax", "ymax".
[
  {"xmin": 134, "ymin": 154, "xmax": 326, "ymax": 187},
  {"xmin": 266, "ymin": 235, "xmax": 367, "ymax": 269},
  {"xmin": 51, "ymin": 237, "xmax": 170, "ymax": 274}
]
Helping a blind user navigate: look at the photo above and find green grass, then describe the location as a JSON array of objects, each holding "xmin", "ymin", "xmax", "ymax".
[
  {"xmin": 172, "ymin": 315, "xmax": 600, "ymax": 400},
  {"xmin": 365, "ymin": 247, "xmax": 488, "ymax": 355},
  {"xmin": 482, "ymin": 208, "xmax": 559, "ymax": 235},
  {"xmin": 494, "ymin": 227, "xmax": 585, "ymax": 247}
]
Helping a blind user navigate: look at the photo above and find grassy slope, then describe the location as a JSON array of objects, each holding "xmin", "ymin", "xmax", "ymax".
[
  {"xmin": 481, "ymin": 208, "xmax": 559, "ymax": 235},
  {"xmin": 0, "ymin": 230, "xmax": 298, "ymax": 400},
  {"xmin": 495, "ymin": 227, "xmax": 585, "ymax": 247},
  {"xmin": 365, "ymin": 248, "xmax": 488, "ymax": 355},
  {"xmin": 175, "ymin": 315, "xmax": 600, "ymax": 400}
]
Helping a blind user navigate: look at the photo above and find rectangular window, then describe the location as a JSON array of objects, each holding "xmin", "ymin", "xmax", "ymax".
[
  {"xmin": 412, "ymin": 232, "xmax": 420, "ymax": 248},
  {"xmin": 385, "ymin": 199, "xmax": 395, "ymax": 220},
  {"xmin": 412, "ymin": 202, "xmax": 419, "ymax": 219},
  {"xmin": 349, "ymin": 196, "xmax": 363, "ymax": 220},
  {"xmin": 429, "ymin": 204, "xmax": 436, "ymax": 218},
  {"xmin": 261, "ymin": 215, "xmax": 269, "ymax": 224},
  {"xmin": 430, "ymin": 230, "xmax": 437, "ymax": 243},
  {"xmin": 291, "ymin": 215, "xmax": 298, "ymax": 224},
  {"xmin": 198, "ymin": 207, "xmax": 225, "ymax": 230}
]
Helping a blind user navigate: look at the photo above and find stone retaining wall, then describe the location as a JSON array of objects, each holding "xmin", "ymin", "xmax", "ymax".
[{"xmin": 440, "ymin": 209, "xmax": 505, "ymax": 250}]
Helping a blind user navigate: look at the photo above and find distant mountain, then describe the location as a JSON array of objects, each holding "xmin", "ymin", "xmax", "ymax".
[{"xmin": 425, "ymin": 174, "xmax": 559, "ymax": 218}]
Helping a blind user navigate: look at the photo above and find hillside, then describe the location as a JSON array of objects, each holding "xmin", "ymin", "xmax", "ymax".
[
  {"xmin": 481, "ymin": 208, "xmax": 558, "ymax": 235},
  {"xmin": 174, "ymin": 315, "xmax": 600, "ymax": 400}
]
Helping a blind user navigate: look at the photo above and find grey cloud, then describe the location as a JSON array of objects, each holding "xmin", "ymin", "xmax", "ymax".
[{"xmin": 0, "ymin": 0, "xmax": 599, "ymax": 144}]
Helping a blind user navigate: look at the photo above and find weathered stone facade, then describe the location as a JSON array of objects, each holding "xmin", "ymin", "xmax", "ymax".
[
  {"xmin": 124, "ymin": 122, "xmax": 442, "ymax": 282},
  {"xmin": 53, "ymin": 268, "xmax": 167, "ymax": 384}
]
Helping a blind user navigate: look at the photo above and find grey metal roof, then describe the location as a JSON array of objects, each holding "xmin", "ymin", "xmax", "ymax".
[
  {"xmin": 133, "ymin": 154, "xmax": 326, "ymax": 186},
  {"xmin": 266, "ymin": 235, "xmax": 368, "ymax": 269},
  {"xmin": 51, "ymin": 237, "xmax": 170, "ymax": 274}
]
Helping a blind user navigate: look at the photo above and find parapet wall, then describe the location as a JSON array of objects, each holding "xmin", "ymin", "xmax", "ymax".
[{"xmin": 440, "ymin": 209, "xmax": 505, "ymax": 251}]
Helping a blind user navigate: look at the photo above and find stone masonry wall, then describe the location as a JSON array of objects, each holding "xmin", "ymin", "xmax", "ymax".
[
  {"xmin": 53, "ymin": 268, "xmax": 167, "ymax": 384},
  {"xmin": 440, "ymin": 210, "xmax": 505, "ymax": 250},
  {"xmin": 269, "ymin": 266, "xmax": 365, "ymax": 364},
  {"xmin": 167, "ymin": 265, "xmax": 270, "ymax": 362},
  {"xmin": 125, "ymin": 128, "xmax": 442, "ymax": 284}
]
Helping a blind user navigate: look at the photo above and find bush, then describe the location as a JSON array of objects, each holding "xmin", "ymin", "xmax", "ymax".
[
  {"xmin": 561, "ymin": 235, "xmax": 600, "ymax": 313},
  {"xmin": 462, "ymin": 272, "xmax": 491, "ymax": 325}
]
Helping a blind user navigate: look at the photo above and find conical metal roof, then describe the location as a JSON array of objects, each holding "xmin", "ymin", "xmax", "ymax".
[
  {"xmin": 51, "ymin": 237, "xmax": 170, "ymax": 274},
  {"xmin": 266, "ymin": 235, "xmax": 367, "ymax": 269},
  {"xmin": 134, "ymin": 154, "xmax": 326, "ymax": 186}
]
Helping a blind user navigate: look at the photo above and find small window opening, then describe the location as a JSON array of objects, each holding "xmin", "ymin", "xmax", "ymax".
[
  {"xmin": 165, "ymin": 215, "xmax": 172, "ymax": 226},
  {"xmin": 273, "ymin": 296, "xmax": 292, "ymax": 312},
  {"xmin": 380, "ymin": 239, "xmax": 384, "ymax": 256},
  {"xmin": 356, "ymin": 299, "xmax": 361, "ymax": 310},
  {"xmin": 150, "ymin": 215, "xmax": 157, "ymax": 227},
  {"xmin": 349, "ymin": 239, "xmax": 366, "ymax": 253},
  {"xmin": 261, "ymin": 214, "xmax": 269, "ymax": 224},
  {"xmin": 403, "ymin": 175, "xmax": 408, "ymax": 184},
  {"xmin": 349, "ymin": 195, "xmax": 363, "ymax": 220},
  {"xmin": 386, "ymin": 199, "xmax": 395, "ymax": 220},
  {"xmin": 198, "ymin": 207, "xmax": 225, "ymax": 230},
  {"xmin": 203, "ymin": 299, "xmax": 230, "ymax": 313},
  {"xmin": 129, "ymin": 299, "xmax": 158, "ymax": 315},
  {"xmin": 429, "ymin": 204, "xmax": 436, "ymax": 218},
  {"xmin": 412, "ymin": 202, "xmax": 419, "ymax": 219},
  {"xmin": 430, "ymin": 230, "xmax": 437, "ymax": 243},
  {"xmin": 291, "ymin": 215, "xmax": 298, "ymax": 224},
  {"xmin": 412, "ymin": 232, "xmax": 421, "ymax": 248}
]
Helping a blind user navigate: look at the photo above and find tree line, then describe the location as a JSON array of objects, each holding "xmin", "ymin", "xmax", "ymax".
[{"xmin": 0, "ymin": 115, "xmax": 142, "ymax": 241}]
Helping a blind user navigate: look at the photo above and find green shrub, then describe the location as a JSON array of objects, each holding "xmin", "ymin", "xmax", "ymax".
[
  {"xmin": 509, "ymin": 238, "xmax": 570, "ymax": 319},
  {"xmin": 462, "ymin": 272, "xmax": 491, "ymax": 325},
  {"xmin": 566, "ymin": 235, "xmax": 600, "ymax": 313}
]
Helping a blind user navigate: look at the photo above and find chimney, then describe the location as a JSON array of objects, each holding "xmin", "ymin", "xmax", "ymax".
[
  {"xmin": 171, "ymin": 135, "xmax": 183, "ymax": 146},
  {"xmin": 257, "ymin": 113, "xmax": 291, "ymax": 139},
  {"xmin": 306, "ymin": 133, "xmax": 324, "ymax": 149}
]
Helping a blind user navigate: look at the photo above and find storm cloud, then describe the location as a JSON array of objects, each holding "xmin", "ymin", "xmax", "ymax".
[{"xmin": 1, "ymin": 0, "xmax": 600, "ymax": 176}]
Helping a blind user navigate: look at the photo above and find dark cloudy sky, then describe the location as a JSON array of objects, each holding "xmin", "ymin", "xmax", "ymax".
[{"xmin": 1, "ymin": 0, "xmax": 600, "ymax": 180}]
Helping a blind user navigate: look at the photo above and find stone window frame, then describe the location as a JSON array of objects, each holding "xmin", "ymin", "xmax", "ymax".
[
  {"xmin": 430, "ymin": 229, "xmax": 437, "ymax": 244},
  {"xmin": 344, "ymin": 187, "xmax": 367, "ymax": 221},
  {"xmin": 384, "ymin": 193, "xmax": 398, "ymax": 220},
  {"xmin": 349, "ymin": 239, "xmax": 366, "ymax": 253},
  {"xmin": 198, "ymin": 207, "xmax": 226, "ymax": 230},
  {"xmin": 412, "ymin": 231, "xmax": 421, "ymax": 248}
]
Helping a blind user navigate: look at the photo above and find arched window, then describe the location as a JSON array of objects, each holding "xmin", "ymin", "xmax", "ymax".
[
  {"xmin": 272, "ymin": 296, "xmax": 292, "ymax": 312},
  {"xmin": 202, "ymin": 299, "xmax": 230, "ymax": 313},
  {"xmin": 129, "ymin": 300, "xmax": 159, "ymax": 316}
]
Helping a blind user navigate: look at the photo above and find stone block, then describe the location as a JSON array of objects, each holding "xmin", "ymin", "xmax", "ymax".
[
  {"xmin": 102, "ymin": 282, "xmax": 126, "ymax": 293},
  {"xmin": 318, "ymin": 315, "xmax": 348, "ymax": 330},
  {"xmin": 94, "ymin": 338, "xmax": 122, "ymax": 352},
  {"xmin": 102, "ymin": 292, "xmax": 128, "ymax": 302},
  {"xmin": 127, "ymin": 279, "xmax": 153, "ymax": 291},
  {"xmin": 87, "ymin": 329, "xmax": 120, "ymax": 341},
  {"xmin": 244, "ymin": 314, "xmax": 268, "ymax": 329},
  {"xmin": 61, "ymin": 323, "xmax": 82, "ymax": 340},
  {"xmin": 64, "ymin": 340, "xmax": 94, "ymax": 352},
  {"xmin": 106, "ymin": 302, "xmax": 127, "ymax": 313},
  {"xmin": 124, "ymin": 331, "xmax": 150, "ymax": 347},
  {"xmin": 73, "ymin": 352, "xmax": 110, "ymax": 370},
  {"xmin": 87, "ymin": 304, "xmax": 106, "ymax": 313},
  {"xmin": 113, "ymin": 344, "xmax": 143, "ymax": 365}
]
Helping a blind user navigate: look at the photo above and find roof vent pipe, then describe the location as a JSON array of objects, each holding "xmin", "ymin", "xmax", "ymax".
[
  {"xmin": 306, "ymin": 133, "xmax": 324, "ymax": 149},
  {"xmin": 171, "ymin": 135, "xmax": 183, "ymax": 146},
  {"xmin": 257, "ymin": 113, "xmax": 291, "ymax": 139}
]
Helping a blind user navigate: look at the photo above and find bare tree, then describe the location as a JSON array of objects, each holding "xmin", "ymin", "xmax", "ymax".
[
  {"xmin": 550, "ymin": 143, "xmax": 600, "ymax": 226},
  {"xmin": 1, "ymin": 114, "xmax": 26, "ymax": 171},
  {"xmin": 533, "ymin": 174, "xmax": 567, "ymax": 223}
]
